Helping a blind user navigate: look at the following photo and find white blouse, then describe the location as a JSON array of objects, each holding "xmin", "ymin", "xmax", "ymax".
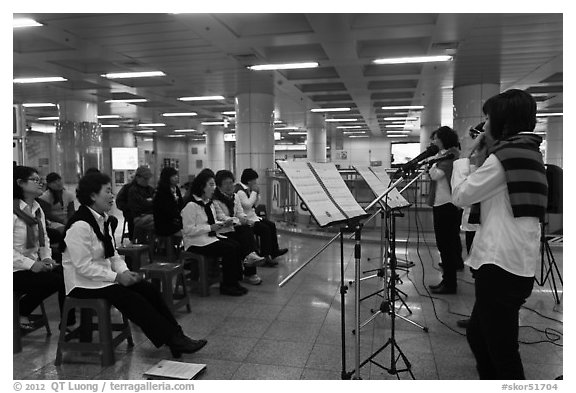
[
  {"xmin": 181, "ymin": 195, "xmax": 220, "ymax": 248},
  {"xmin": 13, "ymin": 199, "xmax": 52, "ymax": 272},
  {"xmin": 234, "ymin": 183, "xmax": 261, "ymax": 224}
]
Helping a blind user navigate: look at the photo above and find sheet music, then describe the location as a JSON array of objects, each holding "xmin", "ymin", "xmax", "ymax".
[
  {"xmin": 355, "ymin": 166, "xmax": 410, "ymax": 209},
  {"xmin": 276, "ymin": 161, "xmax": 345, "ymax": 227},
  {"xmin": 309, "ymin": 162, "xmax": 367, "ymax": 218},
  {"xmin": 144, "ymin": 360, "xmax": 206, "ymax": 379}
]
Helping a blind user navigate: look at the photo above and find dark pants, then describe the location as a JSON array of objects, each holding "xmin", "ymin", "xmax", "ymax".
[
  {"xmin": 223, "ymin": 226, "xmax": 258, "ymax": 276},
  {"xmin": 69, "ymin": 281, "xmax": 179, "ymax": 348},
  {"xmin": 186, "ymin": 238, "xmax": 243, "ymax": 285},
  {"xmin": 13, "ymin": 268, "xmax": 70, "ymax": 322},
  {"xmin": 253, "ymin": 219, "xmax": 279, "ymax": 257},
  {"xmin": 467, "ymin": 264, "xmax": 534, "ymax": 379},
  {"xmin": 465, "ymin": 231, "xmax": 476, "ymax": 255},
  {"xmin": 432, "ymin": 203, "xmax": 463, "ymax": 288}
]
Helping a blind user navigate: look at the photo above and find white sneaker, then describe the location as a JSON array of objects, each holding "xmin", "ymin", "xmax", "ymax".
[
  {"xmin": 243, "ymin": 252, "xmax": 265, "ymax": 268},
  {"xmin": 244, "ymin": 274, "xmax": 262, "ymax": 285}
]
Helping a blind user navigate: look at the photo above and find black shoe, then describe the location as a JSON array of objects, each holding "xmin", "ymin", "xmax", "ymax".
[
  {"xmin": 430, "ymin": 284, "xmax": 457, "ymax": 294},
  {"xmin": 262, "ymin": 256, "xmax": 279, "ymax": 267},
  {"xmin": 457, "ymin": 319, "xmax": 470, "ymax": 329},
  {"xmin": 234, "ymin": 282, "xmax": 248, "ymax": 294},
  {"xmin": 271, "ymin": 248, "xmax": 288, "ymax": 259},
  {"xmin": 428, "ymin": 281, "xmax": 444, "ymax": 290},
  {"xmin": 219, "ymin": 284, "xmax": 245, "ymax": 296},
  {"xmin": 168, "ymin": 333, "xmax": 207, "ymax": 358}
]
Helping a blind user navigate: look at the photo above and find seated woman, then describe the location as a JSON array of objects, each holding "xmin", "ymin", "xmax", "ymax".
[
  {"xmin": 213, "ymin": 170, "xmax": 265, "ymax": 285},
  {"xmin": 153, "ymin": 167, "xmax": 184, "ymax": 257},
  {"xmin": 181, "ymin": 169, "xmax": 247, "ymax": 296},
  {"xmin": 234, "ymin": 168, "xmax": 288, "ymax": 266},
  {"xmin": 13, "ymin": 166, "xmax": 72, "ymax": 330},
  {"xmin": 62, "ymin": 172, "xmax": 206, "ymax": 358}
]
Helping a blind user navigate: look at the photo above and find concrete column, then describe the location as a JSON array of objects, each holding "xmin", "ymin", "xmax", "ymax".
[
  {"xmin": 306, "ymin": 112, "xmax": 327, "ymax": 162},
  {"xmin": 206, "ymin": 126, "xmax": 225, "ymax": 171},
  {"xmin": 55, "ymin": 100, "xmax": 101, "ymax": 183},
  {"xmin": 453, "ymin": 84, "xmax": 500, "ymax": 152},
  {"xmin": 235, "ymin": 71, "xmax": 275, "ymax": 203},
  {"xmin": 545, "ymin": 116, "xmax": 563, "ymax": 167},
  {"xmin": 420, "ymin": 93, "xmax": 442, "ymax": 152}
]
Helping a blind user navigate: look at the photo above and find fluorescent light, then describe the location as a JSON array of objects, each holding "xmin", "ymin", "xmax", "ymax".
[
  {"xmin": 97, "ymin": 115, "xmax": 121, "ymax": 119},
  {"xmin": 22, "ymin": 103, "xmax": 56, "ymax": 108},
  {"xmin": 385, "ymin": 125, "xmax": 408, "ymax": 128},
  {"xmin": 349, "ymin": 135, "xmax": 369, "ymax": 138},
  {"xmin": 134, "ymin": 130, "xmax": 157, "ymax": 133},
  {"xmin": 381, "ymin": 105, "xmax": 424, "ymax": 110},
  {"xmin": 166, "ymin": 135, "xmax": 185, "ymax": 138},
  {"xmin": 388, "ymin": 134, "xmax": 409, "ymax": 138},
  {"xmin": 248, "ymin": 62, "xmax": 319, "ymax": 71},
  {"xmin": 174, "ymin": 129, "xmax": 197, "ymax": 133},
  {"xmin": 325, "ymin": 118, "xmax": 358, "ymax": 122},
  {"xmin": 13, "ymin": 18, "xmax": 42, "ymax": 28},
  {"xmin": 178, "ymin": 95, "xmax": 225, "ymax": 101},
  {"xmin": 383, "ymin": 117, "xmax": 418, "ymax": 121},
  {"xmin": 221, "ymin": 111, "xmax": 236, "ymax": 115},
  {"xmin": 311, "ymin": 107, "xmax": 350, "ymax": 113},
  {"xmin": 201, "ymin": 121, "xmax": 227, "ymax": 126},
  {"xmin": 162, "ymin": 112, "xmax": 197, "ymax": 117},
  {"xmin": 536, "ymin": 113, "xmax": 563, "ymax": 117},
  {"xmin": 14, "ymin": 76, "xmax": 67, "ymax": 84},
  {"xmin": 373, "ymin": 55, "xmax": 452, "ymax": 65},
  {"xmin": 288, "ymin": 132, "xmax": 307, "ymax": 135},
  {"xmin": 275, "ymin": 127, "xmax": 299, "ymax": 131},
  {"xmin": 337, "ymin": 125, "xmax": 362, "ymax": 129},
  {"xmin": 105, "ymin": 99, "xmax": 148, "ymax": 103},
  {"xmin": 101, "ymin": 124, "xmax": 120, "ymax": 128},
  {"xmin": 37, "ymin": 116, "xmax": 59, "ymax": 121},
  {"xmin": 138, "ymin": 123, "xmax": 165, "ymax": 127},
  {"xmin": 274, "ymin": 120, "xmax": 284, "ymax": 124},
  {"xmin": 343, "ymin": 131, "xmax": 366, "ymax": 134},
  {"xmin": 101, "ymin": 71, "xmax": 165, "ymax": 79}
]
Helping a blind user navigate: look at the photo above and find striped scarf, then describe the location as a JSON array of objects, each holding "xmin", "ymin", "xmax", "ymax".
[{"xmin": 468, "ymin": 132, "xmax": 547, "ymax": 224}]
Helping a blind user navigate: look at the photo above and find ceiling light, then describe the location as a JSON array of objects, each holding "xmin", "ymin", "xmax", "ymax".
[
  {"xmin": 388, "ymin": 134, "xmax": 409, "ymax": 138},
  {"xmin": 162, "ymin": 112, "xmax": 197, "ymax": 117},
  {"xmin": 349, "ymin": 135, "xmax": 369, "ymax": 138},
  {"xmin": 337, "ymin": 125, "xmax": 362, "ymax": 129},
  {"xmin": 37, "ymin": 117, "xmax": 59, "ymax": 121},
  {"xmin": 275, "ymin": 127, "xmax": 299, "ymax": 131},
  {"xmin": 536, "ymin": 113, "xmax": 563, "ymax": 117},
  {"xmin": 383, "ymin": 117, "xmax": 418, "ymax": 121},
  {"xmin": 248, "ymin": 62, "xmax": 319, "ymax": 71},
  {"xmin": 311, "ymin": 107, "xmax": 351, "ymax": 113},
  {"xmin": 97, "ymin": 115, "xmax": 121, "ymax": 119},
  {"xmin": 14, "ymin": 76, "xmax": 67, "ymax": 84},
  {"xmin": 138, "ymin": 123, "xmax": 165, "ymax": 127},
  {"xmin": 105, "ymin": 99, "xmax": 148, "ymax": 103},
  {"xmin": 325, "ymin": 118, "xmax": 358, "ymax": 122},
  {"xmin": 101, "ymin": 124, "xmax": 120, "ymax": 128},
  {"xmin": 101, "ymin": 71, "xmax": 166, "ymax": 79},
  {"xmin": 343, "ymin": 131, "xmax": 366, "ymax": 134},
  {"xmin": 174, "ymin": 129, "xmax": 197, "ymax": 133},
  {"xmin": 166, "ymin": 135, "xmax": 186, "ymax": 138},
  {"xmin": 201, "ymin": 121, "xmax": 228, "ymax": 126},
  {"xmin": 385, "ymin": 125, "xmax": 410, "ymax": 128},
  {"xmin": 381, "ymin": 105, "xmax": 425, "ymax": 110},
  {"xmin": 13, "ymin": 18, "xmax": 42, "ymax": 28},
  {"xmin": 178, "ymin": 96, "xmax": 225, "ymax": 101},
  {"xmin": 373, "ymin": 55, "xmax": 452, "ymax": 65},
  {"xmin": 386, "ymin": 131, "xmax": 411, "ymax": 134},
  {"xmin": 288, "ymin": 132, "xmax": 307, "ymax": 135},
  {"xmin": 22, "ymin": 103, "xmax": 56, "ymax": 108},
  {"xmin": 221, "ymin": 111, "xmax": 236, "ymax": 115},
  {"xmin": 134, "ymin": 130, "xmax": 157, "ymax": 133},
  {"xmin": 274, "ymin": 120, "xmax": 284, "ymax": 124}
]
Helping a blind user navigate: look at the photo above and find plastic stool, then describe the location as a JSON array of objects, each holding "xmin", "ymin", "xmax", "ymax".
[
  {"xmin": 116, "ymin": 244, "xmax": 150, "ymax": 271},
  {"xmin": 139, "ymin": 262, "xmax": 191, "ymax": 313},
  {"xmin": 179, "ymin": 251, "xmax": 221, "ymax": 297},
  {"xmin": 13, "ymin": 291, "xmax": 51, "ymax": 354}
]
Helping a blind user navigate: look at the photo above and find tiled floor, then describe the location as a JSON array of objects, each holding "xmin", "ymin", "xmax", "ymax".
[{"xmin": 14, "ymin": 226, "xmax": 563, "ymax": 380}]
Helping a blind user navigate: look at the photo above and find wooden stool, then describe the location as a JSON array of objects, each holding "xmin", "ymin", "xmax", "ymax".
[
  {"xmin": 116, "ymin": 244, "xmax": 150, "ymax": 271},
  {"xmin": 55, "ymin": 297, "xmax": 133, "ymax": 367},
  {"xmin": 153, "ymin": 235, "xmax": 182, "ymax": 262},
  {"xmin": 13, "ymin": 291, "xmax": 51, "ymax": 354},
  {"xmin": 179, "ymin": 251, "xmax": 221, "ymax": 297},
  {"xmin": 139, "ymin": 262, "xmax": 191, "ymax": 313}
]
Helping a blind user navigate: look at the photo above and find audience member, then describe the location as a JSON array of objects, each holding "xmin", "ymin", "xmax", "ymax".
[
  {"xmin": 61, "ymin": 172, "xmax": 206, "ymax": 357},
  {"xmin": 213, "ymin": 169, "xmax": 265, "ymax": 285},
  {"xmin": 234, "ymin": 168, "xmax": 288, "ymax": 266},
  {"xmin": 13, "ymin": 166, "xmax": 73, "ymax": 331},
  {"xmin": 153, "ymin": 166, "xmax": 184, "ymax": 237},
  {"xmin": 426, "ymin": 126, "xmax": 463, "ymax": 294},
  {"xmin": 127, "ymin": 166, "xmax": 155, "ymax": 243},
  {"xmin": 451, "ymin": 89, "xmax": 547, "ymax": 379},
  {"xmin": 37, "ymin": 172, "xmax": 76, "ymax": 247},
  {"xmin": 182, "ymin": 169, "xmax": 247, "ymax": 296}
]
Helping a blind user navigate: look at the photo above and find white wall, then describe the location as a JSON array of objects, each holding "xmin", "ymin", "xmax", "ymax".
[
  {"xmin": 331, "ymin": 137, "xmax": 392, "ymax": 168},
  {"xmin": 186, "ymin": 141, "xmax": 208, "ymax": 179}
]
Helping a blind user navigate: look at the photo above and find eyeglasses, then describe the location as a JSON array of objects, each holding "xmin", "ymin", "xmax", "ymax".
[{"xmin": 26, "ymin": 177, "xmax": 43, "ymax": 184}]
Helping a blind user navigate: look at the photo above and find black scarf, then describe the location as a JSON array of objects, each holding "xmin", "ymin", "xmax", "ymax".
[
  {"xmin": 13, "ymin": 199, "xmax": 46, "ymax": 248},
  {"xmin": 213, "ymin": 188, "xmax": 235, "ymax": 216},
  {"xmin": 190, "ymin": 197, "xmax": 217, "ymax": 237},
  {"xmin": 61, "ymin": 205, "xmax": 115, "ymax": 258},
  {"xmin": 469, "ymin": 133, "xmax": 547, "ymax": 224},
  {"xmin": 48, "ymin": 187, "xmax": 63, "ymax": 206}
]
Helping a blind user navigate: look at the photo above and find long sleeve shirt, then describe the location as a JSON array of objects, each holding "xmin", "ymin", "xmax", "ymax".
[
  {"xmin": 62, "ymin": 206, "xmax": 129, "ymax": 294},
  {"xmin": 451, "ymin": 155, "xmax": 540, "ymax": 277},
  {"xmin": 234, "ymin": 183, "xmax": 261, "ymax": 224},
  {"xmin": 13, "ymin": 199, "xmax": 52, "ymax": 272},
  {"xmin": 213, "ymin": 198, "xmax": 240, "ymax": 234},
  {"xmin": 428, "ymin": 150, "xmax": 453, "ymax": 207},
  {"xmin": 181, "ymin": 195, "xmax": 220, "ymax": 248}
]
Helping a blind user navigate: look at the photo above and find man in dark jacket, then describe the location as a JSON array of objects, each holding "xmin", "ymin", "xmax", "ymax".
[{"xmin": 127, "ymin": 166, "xmax": 155, "ymax": 243}]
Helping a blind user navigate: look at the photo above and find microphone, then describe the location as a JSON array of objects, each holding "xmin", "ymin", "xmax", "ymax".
[
  {"xmin": 394, "ymin": 144, "xmax": 440, "ymax": 176},
  {"xmin": 426, "ymin": 152, "xmax": 455, "ymax": 166}
]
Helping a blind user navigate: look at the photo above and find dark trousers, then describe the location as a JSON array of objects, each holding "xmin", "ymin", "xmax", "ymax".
[
  {"xmin": 432, "ymin": 203, "xmax": 463, "ymax": 288},
  {"xmin": 465, "ymin": 231, "xmax": 476, "ymax": 255},
  {"xmin": 223, "ymin": 226, "xmax": 258, "ymax": 276},
  {"xmin": 467, "ymin": 264, "xmax": 534, "ymax": 379},
  {"xmin": 69, "ymin": 281, "xmax": 179, "ymax": 348},
  {"xmin": 186, "ymin": 238, "xmax": 243, "ymax": 285},
  {"xmin": 14, "ymin": 268, "xmax": 66, "ymax": 318},
  {"xmin": 253, "ymin": 219, "xmax": 279, "ymax": 257}
]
